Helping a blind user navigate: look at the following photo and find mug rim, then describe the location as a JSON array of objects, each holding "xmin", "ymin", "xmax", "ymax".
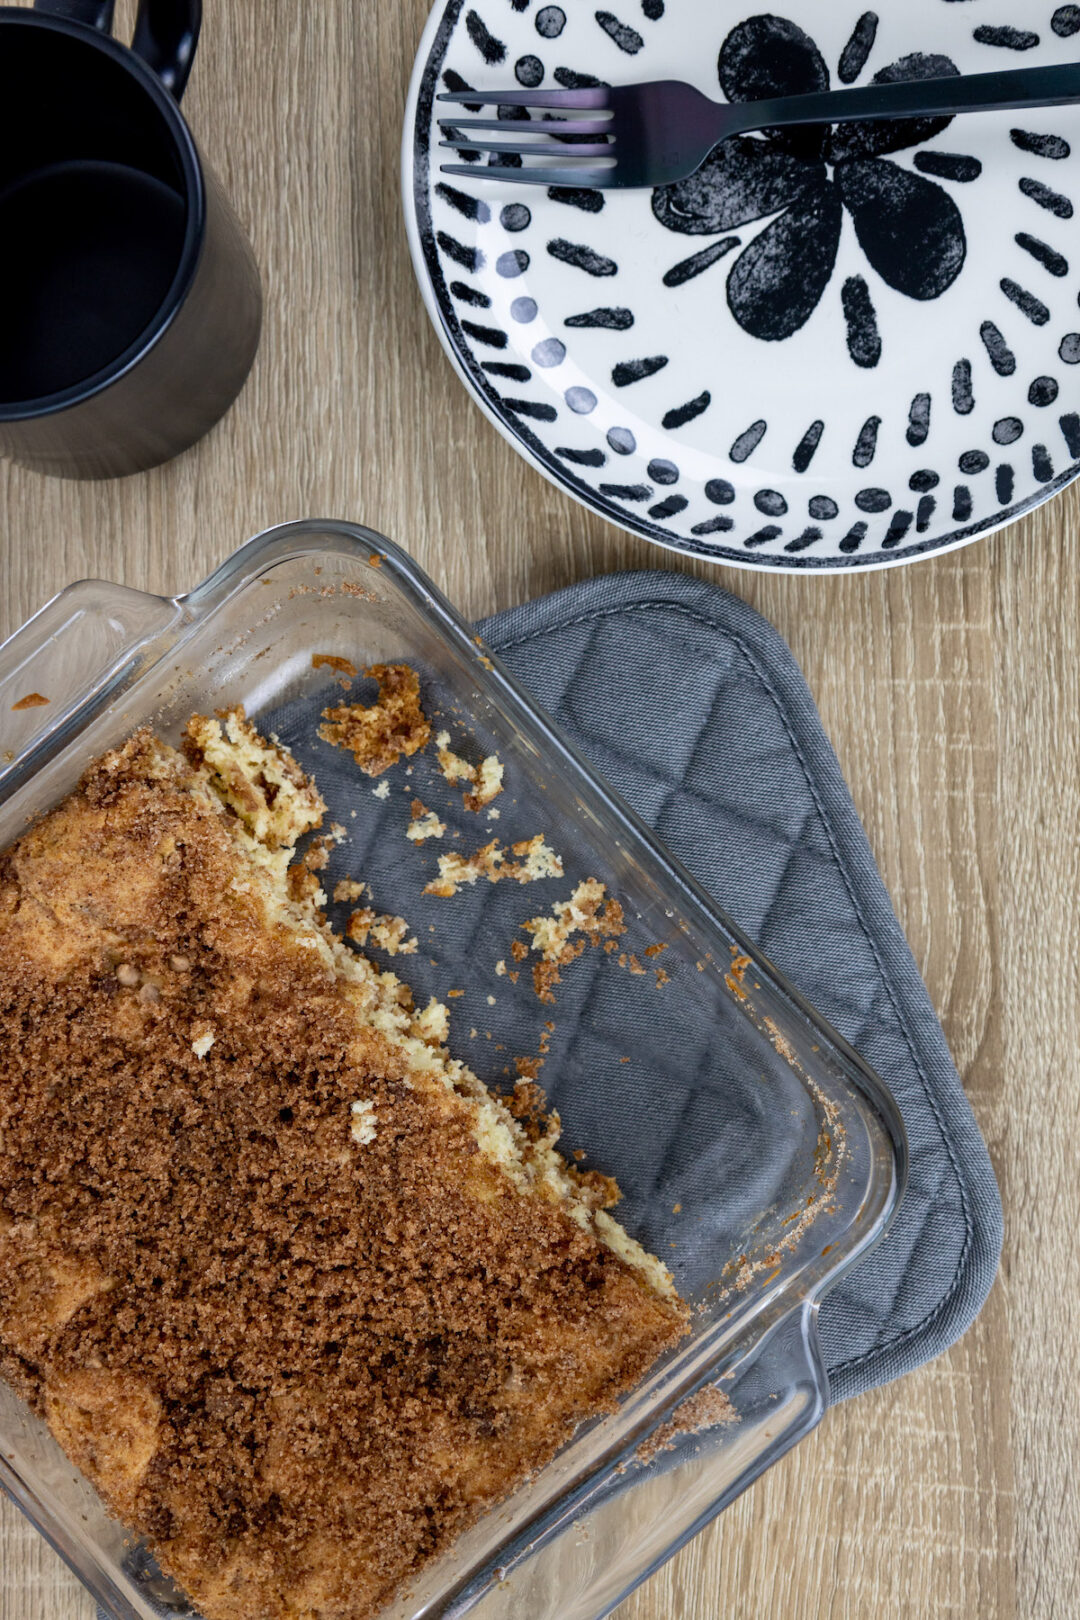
[{"xmin": 0, "ymin": 8, "xmax": 206, "ymax": 422}]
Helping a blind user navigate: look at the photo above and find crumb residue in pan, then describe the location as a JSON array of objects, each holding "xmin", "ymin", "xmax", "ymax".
[{"xmin": 319, "ymin": 663, "xmax": 430, "ymax": 775}]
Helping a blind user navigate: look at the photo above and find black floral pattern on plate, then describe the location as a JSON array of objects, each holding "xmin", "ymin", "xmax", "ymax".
[{"xmin": 652, "ymin": 16, "xmax": 974, "ymax": 350}]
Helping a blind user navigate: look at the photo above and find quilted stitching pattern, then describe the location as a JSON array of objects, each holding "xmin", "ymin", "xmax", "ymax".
[{"xmin": 482, "ymin": 573, "xmax": 1002, "ymax": 1401}]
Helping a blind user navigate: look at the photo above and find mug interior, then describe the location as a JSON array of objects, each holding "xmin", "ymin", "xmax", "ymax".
[{"xmin": 0, "ymin": 16, "xmax": 201, "ymax": 411}]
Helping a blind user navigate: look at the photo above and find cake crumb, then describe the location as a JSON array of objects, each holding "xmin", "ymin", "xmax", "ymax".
[
  {"xmin": 406, "ymin": 800, "xmax": 446, "ymax": 844},
  {"xmin": 634, "ymin": 1388, "xmax": 735, "ymax": 1464},
  {"xmin": 319, "ymin": 663, "xmax": 430, "ymax": 776},
  {"xmin": 495, "ymin": 960, "xmax": 506, "ymax": 977},
  {"xmin": 372, "ymin": 779, "xmax": 390, "ymax": 800},
  {"xmin": 347, "ymin": 907, "xmax": 417, "ymax": 956},
  {"xmin": 423, "ymin": 835, "xmax": 563, "ymax": 897},
  {"xmin": 312, "ymin": 653, "xmax": 358, "ymax": 687},
  {"xmin": 434, "ymin": 731, "xmax": 504, "ymax": 811},
  {"xmin": 11, "ymin": 692, "xmax": 49, "ymax": 710},
  {"xmin": 192, "ymin": 1031, "xmax": 215, "ymax": 1058},
  {"xmin": 627, "ymin": 954, "xmax": 646, "ymax": 976},
  {"xmin": 333, "ymin": 878, "xmax": 366, "ymax": 903},
  {"xmin": 521, "ymin": 880, "xmax": 626, "ymax": 1005}
]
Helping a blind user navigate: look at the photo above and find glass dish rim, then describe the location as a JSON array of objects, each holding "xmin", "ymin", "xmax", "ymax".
[{"xmin": 0, "ymin": 517, "xmax": 909, "ymax": 1618}]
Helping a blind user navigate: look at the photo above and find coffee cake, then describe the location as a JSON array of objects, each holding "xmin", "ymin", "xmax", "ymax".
[{"xmin": 0, "ymin": 712, "xmax": 687, "ymax": 1620}]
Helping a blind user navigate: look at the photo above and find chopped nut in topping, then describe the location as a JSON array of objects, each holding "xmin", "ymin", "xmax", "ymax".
[
  {"xmin": 423, "ymin": 835, "xmax": 562, "ymax": 897},
  {"xmin": 318, "ymin": 663, "xmax": 430, "ymax": 776},
  {"xmin": 434, "ymin": 730, "xmax": 504, "ymax": 811},
  {"xmin": 191, "ymin": 1031, "xmax": 215, "ymax": 1058},
  {"xmin": 349, "ymin": 1099, "xmax": 377, "ymax": 1145},
  {"xmin": 117, "ymin": 963, "xmax": 140, "ymax": 987}
]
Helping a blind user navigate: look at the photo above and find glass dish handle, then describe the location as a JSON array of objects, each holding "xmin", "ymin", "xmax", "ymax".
[
  {"xmin": 460, "ymin": 1301, "xmax": 829, "ymax": 1620},
  {"xmin": 0, "ymin": 580, "xmax": 182, "ymax": 784}
]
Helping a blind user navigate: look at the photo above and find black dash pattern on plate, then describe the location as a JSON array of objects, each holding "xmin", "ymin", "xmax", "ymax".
[
  {"xmin": 556, "ymin": 445, "xmax": 606, "ymax": 466},
  {"xmin": 461, "ymin": 319, "xmax": 507, "ymax": 349},
  {"xmin": 565, "ymin": 306, "xmax": 633, "ymax": 329},
  {"xmin": 838, "ymin": 12, "xmax": 878, "ymax": 84},
  {"xmin": 839, "ymin": 522, "xmax": 867, "ymax": 552},
  {"xmin": 793, "ymin": 420, "xmax": 824, "ymax": 473},
  {"xmin": 730, "ymin": 419, "xmax": 767, "ymax": 462},
  {"xmin": 595, "ymin": 10, "xmax": 644, "ymax": 52},
  {"xmin": 883, "ymin": 510, "xmax": 913, "ymax": 547},
  {"xmin": 1000, "ymin": 278, "xmax": 1049, "ymax": 324},
  {"xmin": 649, "ymin": 493, "xmax": 688, "ymax": 519},
  {"xmin": 691, "ymin": 515, "xmax": 734, "ymax": 535},
  {"xmin": 442, "ymin": 68, "xmax": 482, "ymax": 112},
  {"xmin": 437, "ymin": 231, "xmax": 483, "ymax": 272},
  {"xmin": 1015, "ymin": 232, "xmax": 1068, "ymax": 277},
  {"xmin": 548, "ymin": 187, "xmax": 604, "ymax": 213},
  {"xmin": 744, "ymin": 525, "xmax": 782, "ymax": 547},
  {"xmin": 505, "ymin": 397, "xmax": 557, "ymax": 420},
  {"xmin": 482, "ymin": 361, "xmax": 531, "ymax": 381},
  {"xmin": 1011, "ymin": 127, "xmax": 1070, "ymax": 159},
  {"xmin": 1019, "ymin": 177, "xmax": 1074, "ymax": 218},
  {"xmin": 466, "ymin": 9, "xmax": 507, "ymax": 63},
  {"xmin": 450, "ymin": 280, "xmax": 491, "ymax": 308},
  {"xmin": 785, "ymin": 527, "xmax": 823, "ymax": 553},
  {"xmin": 1033, "ymin": 443, "xmax": 1054, "ymax": 480},
  {"xmin": 980, "ymin": 320, "xmax": 1016, "ymax": 375},
  {"xmin": 600, "ymin": 482, "xmax": 652, "ymax": 500},
  {"xmin": 996, "ymin": 464, "xmax": 1015, "ymax": 502},
  {"xmin": 953, "ymin": 484, "xmax": 973, "ymax": 521},
  {"xmin": 663, "ymin": 237, "xmax": 740, "ymax": 288},
  {"xmin": 548, "ymin": 238, "xmax": 618, "ymax": 276},
  {"xmin": 662, "ymin": 390, "xmax": 711, "ymax": 429},
  {"xmin": 436, "ymin": 183, "xmax": 491, "ymax": 223},
  {"xmin": 913, "ymin": 151, "xmax": 982, "ymax": 183},
  {"xmin": 973, "ymin": 25, "xmax": 1039, "ymax": 50},
  {"xmin": 916, "ymin": 495, "xmax": 936, "ymax": 532},
  {"xmin": 1059, "ymin": 412, "xmax": 1080, "ymax": 456},
  {"xmin": 612, "ymin": 354, "xmax": 668, "ymax": 387},
  {"xmin": 852, "ymin": 415, "xmax": 880, "ymax": 468},
  {"xmin": 842, "ymin": 276, "xmax": 881, "ymax": 369},
  {"xmin": 907, "ymin": 393, "xmax": 931, "ymax": 447},
  {"xmin": 952, "ymin": 358, "xmax": 974, "ymax": 414}
]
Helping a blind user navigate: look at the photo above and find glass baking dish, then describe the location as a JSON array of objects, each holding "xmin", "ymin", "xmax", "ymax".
[{"xmin": 0, "ymin": 520, "xmax": 906, "ymax": 1620}]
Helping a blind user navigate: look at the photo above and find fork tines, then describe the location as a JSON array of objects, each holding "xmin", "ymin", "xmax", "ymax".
[{"xmin": 437, "ymin": 86, "xmax": 616, "ymax": 183}]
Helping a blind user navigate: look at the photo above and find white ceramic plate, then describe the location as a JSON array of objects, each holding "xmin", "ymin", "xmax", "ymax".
[{"xmin": 404, "ymin": 0, "xmax": 1080, "ymax": 569}]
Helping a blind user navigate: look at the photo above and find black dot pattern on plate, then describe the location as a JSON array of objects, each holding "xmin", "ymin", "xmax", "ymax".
[
  {"xmin": 705, "ymin": 478, "xmax": 735, "ymax": 505},
  {"xmin": 1052, "ymin": 5, "xmax": 1080, "ymax": 36},
  {"xmin": 566, "ymin": 386, "xmax": 597, "ymax": 413},
  {"xmin": 973, "ymin": 26, "xmax": 1039, "ymax": 50},
  {"xmin": 510, "ymin": 296, "xmax": 537, "ymax": 322},
  {"xmin": 855, "ymin": 488, "xmax": 891, "ymax": 514},
  {"xmin": 909, "ymin": 470, "xmax": 939, "ymax": 493},
  {"xmin": 548, "ymin": 238, "xmax": 618, "ymax": 276},
  {"xmin": 993, "ymin": 416, "xmax": 1024, "ymax": 445},
  {"xmin": 960, "ymin": 449, "xmax": 990, "ymax": 474},
  {"xmin": 535, "ymin": 6, "xmax": 565, "ymax": 39},
  {"xmin": 642, "ymin": 0, "xmax": 664, "ymax": 19},
  {"xmin": 1029, "ymin": 375, "xmax": 1058, "ymax": 405},
  {"xmin": 612, "ymin": 354, "xmax": 669, "ymax": 387},
  {"xmin": 981, "ymin": 321, "xmax": 1017, "ymax": 375},
  {"xmin": 532, "ymin": 338, "xmax": 566, "ymax": 366},
  {"xmin": 465, "ymin": 9, "xmax": 507, "ymax": 64},
  {"xmin": 1019, "ymin": 177, "xmax": 1074, "ymax": 218},
  {"xmin": 1060, "ymin": 333, "xmax": 1080, "ymax": 362},
  {"xmin": 607, "ymin": 426, "xmax": 636, "ymax": 455},
  {"xmin": 501, "ymin": 203, "xmax": 532, "ymax": 232},
  {"xmin": 809, "ymin": 495, "xmax": 838, "ymax": 520},
  {"xmin": 596, "ymin": 11, "xmax": 644, "ymax": 53},
  {"xmin": 754, "ymin": 489, "xmax": 788, "ymax": 517},
  {"xmin": 515, "ymin": 54, "xmax": 544, "ymax": 86},
  {"xmin": 647, "ymin": 458, "xmax": 679, "ymax": 484},
  {"xmin": 497, "ymin": 249, "xmax": 530, "ymax": 277}
]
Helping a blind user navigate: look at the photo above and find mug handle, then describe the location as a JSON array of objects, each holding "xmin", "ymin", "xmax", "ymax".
[{"xmin": 33, "ymin": 0, "xmax": 202, "ymax": 101}]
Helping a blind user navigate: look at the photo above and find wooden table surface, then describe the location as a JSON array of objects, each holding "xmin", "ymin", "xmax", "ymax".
[{"xmin": 1, "ymin": 3, "xmax": 1078, "ymax": 1617}]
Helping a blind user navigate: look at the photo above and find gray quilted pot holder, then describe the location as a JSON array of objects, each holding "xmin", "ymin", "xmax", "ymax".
[{"xmin": 479, "ymin": 570, "xmax": 1002, "ymax": 1402}]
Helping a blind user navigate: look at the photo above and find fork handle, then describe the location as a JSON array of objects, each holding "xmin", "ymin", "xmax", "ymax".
[{"xmin": 728, "ymin": 61, "xmax": 1080, "ymax": 134}]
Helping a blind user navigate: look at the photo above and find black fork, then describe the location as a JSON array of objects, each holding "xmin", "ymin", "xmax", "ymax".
[{"xmin": 438, "ymin": 63, "xmax": 1080, "ymax": 189}]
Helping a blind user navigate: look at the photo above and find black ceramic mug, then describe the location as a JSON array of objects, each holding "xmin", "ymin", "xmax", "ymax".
[{"xmin": 0, "ymin": 0, "xmax": 261, "ymax": 478}]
